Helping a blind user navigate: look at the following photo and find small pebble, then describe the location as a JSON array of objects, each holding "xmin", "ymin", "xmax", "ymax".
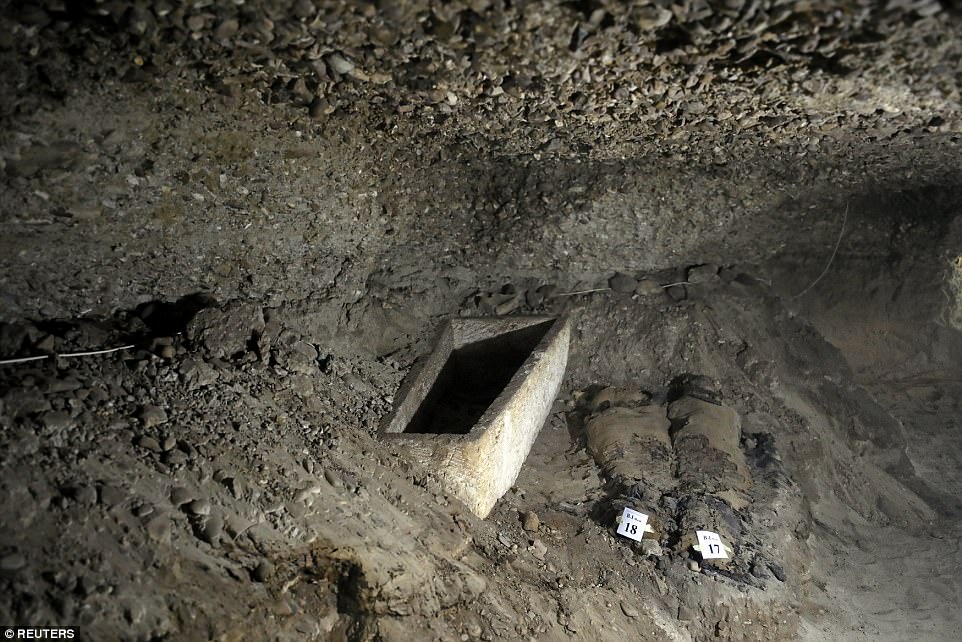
[
  {"xmin": 326, "ymin": 53, "xmax": 354, "ymax": 75},
  {"xmin": 641, "ymin": 540, "xmax": 663, "ymax": 556},
  {"xmin": 185, "ymin": 14, "xmax": 205, "ymax": 31},
  {"xmin": 521, "ymin": 510, "xmax": 540, "ymax": 532},
  {"xmin": 687, "ymin": 560, "xmax": 700, "ymax": 572},
  {"xmin": 41, "ymin": 411, "xmax": 72, "ymax": 431},
  {"xmin": 185, "ymin": 498, "xmax": 211, "ymax": 516},
  {"xmin": 136, "ymin": 435, "xmax": 162, "ymax": 453},
  {"xmin": 169, "ymin": 487, "xmax": 193, "ymax": 506},
  {"xmin": 139, "ymin": 405, "xmax": 168, "ymax": 427}
]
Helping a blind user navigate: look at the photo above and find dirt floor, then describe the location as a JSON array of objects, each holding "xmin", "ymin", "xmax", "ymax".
[{"xmin": 1, "ymin": 1, "xmax": 962, "ymax": 641}]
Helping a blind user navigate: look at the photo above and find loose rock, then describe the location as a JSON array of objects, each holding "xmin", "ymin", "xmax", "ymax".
[
  {"xmin": 521, "ymin": 510, "xmax": 540, "ymax": 532},
  {"xmin": 41, "ymin": 411, "xmax": 72, "ymax": 431},
  {"xmin": 98, "ymin": 485, "xmax": 126, "ymax": 508},
  {"xmin": 186, "ymin": 303, "xmax": 265, "ymax": 359},
  {"xmin": 139, "ymin": 405, "xmax": 168, "ymax": 428},
  {"xmin": 136, "ymin": 435, "xmax": 162, "ymax": 453},
  {"xmin": 185, "ymin": 498, "xmax": 211, "ymax": 516},
  {"xmin": 169, "ymin": 487, "xmax": 193, "ymax": 507}
]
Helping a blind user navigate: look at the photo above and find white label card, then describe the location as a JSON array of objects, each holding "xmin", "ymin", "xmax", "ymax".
[
  {"xmin": 616, "ymin": 507, "xmax": 649, "ymax": 542},
  {"xmin": 696, "ymin": 530, "xmax": 729, "ymax": 560}
]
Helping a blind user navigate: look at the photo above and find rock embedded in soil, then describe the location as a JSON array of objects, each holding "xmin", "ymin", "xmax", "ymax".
[
  {"xmin": 636, "ymin": 278, "xmax": 663, "ymax": 296},
  {"xmin": 323, "ymin": 469, "xmax": 342, "ymax": 488},
  {"xmin": 169, "ymin": 487, "xmax": 193, "ymax": 507},
  {"xmin": 225, "ymin": 513, "xmax": 253, "ymax": 539},
  {"xmin": 608, "ymin": 272, "xmax": 638, "ymax": 294},
  {"xmin": 138, "ymin": 405, "xmax": 168, "ymax": 427},
  {"xmin": 41, "ymin": 411, "xmax": 72, "ymax": 431},
  {"xmin": 136, "ymin": 434, "xmax": 162, "ymax": 453},
  {"xmin": 144, "ymin": 513, "xmax": 170, "ymax": 543},
  {"xmin": 179, "ymin": 358, "xmax": 219, "ymax": 389},
  {"xmin": 196, "ymin": 513, "xmax": 223, "ymax": 545},
  {"xmin": 620, "ymin": 601, "xmax": 641, "ymax": 618},
  {"xmin": 98, "ymin": 485, "xmax": 126, "ymax": 508},
  {"xmin": 666, "ymin": 285, "xmax": 687, "ymax": 302},
  {"xmin": 186, "ymin": 303, "xmax": 265, "ymax": 360},
  {"xmin": 0, "ymin": 552, "xmax": 27, "ymax": 572},
  {"xmin": 686, "ymin": 264, "xmax": 719, "ymax": 284},
  {"xmin": 63, "ymin": 484, "xmax": 97, "ymax": 506},
  {"xmin": 521, "ymin": 510, "xmax": 540, "ymax": 532},
  {"xmin": 641, "ymin": 540, "xmax": 663, "ymax": 556},
  {"xmin": 531, "ymin": 539, "xmax": 548, "ymax": 560},
  {"xmin": 185, "ymin": 498, "xmax": 211, "ymax": 516},
  {"xmin": 252, "ymin": 559, "xmax": 274, "ymax": 583}
]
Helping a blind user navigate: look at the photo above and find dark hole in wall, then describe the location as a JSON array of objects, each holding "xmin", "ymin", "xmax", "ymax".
[{"xmin": 403, "ymin": 321, "xmax": 553, "ymax": 434}]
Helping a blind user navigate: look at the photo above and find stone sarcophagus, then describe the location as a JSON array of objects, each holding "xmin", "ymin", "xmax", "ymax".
[{"xmin": 380, "ymin": 316, "xmax": 570, "ymax": 518}]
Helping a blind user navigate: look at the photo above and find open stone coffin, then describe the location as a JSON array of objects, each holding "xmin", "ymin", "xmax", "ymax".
[{"xmin": 379, "ymin": 316, "xmax": 570, "ymax": 518}]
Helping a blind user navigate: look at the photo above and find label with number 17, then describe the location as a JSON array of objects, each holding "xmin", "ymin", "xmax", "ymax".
[{"xmin": 695, "ymin": 530, "xmax": 730, "ymax": 560}]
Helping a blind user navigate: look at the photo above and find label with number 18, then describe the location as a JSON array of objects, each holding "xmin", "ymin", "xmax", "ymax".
[{"xmin": 616, "ymin": 507, "xmax": 649, "ymax": 542}]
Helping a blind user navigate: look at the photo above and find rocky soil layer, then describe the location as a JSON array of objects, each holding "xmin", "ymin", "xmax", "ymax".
[{"xmin": 1, "ymin": 1, "xmax": 961, "ymax": 641}]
